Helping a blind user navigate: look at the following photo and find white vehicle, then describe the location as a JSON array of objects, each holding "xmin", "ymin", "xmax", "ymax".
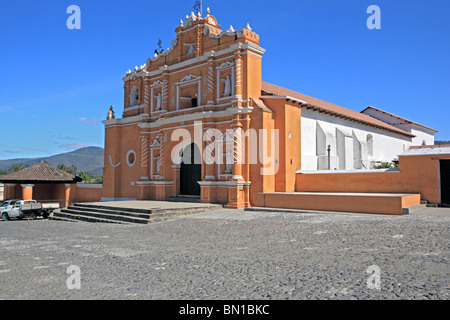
[
  {"xmin": 0, "ymin": 199, "xmax": 19, "ymax": 215},
  {"xmin": 2, "ymin": 200, "xmax": 59, "ymax": 221}
]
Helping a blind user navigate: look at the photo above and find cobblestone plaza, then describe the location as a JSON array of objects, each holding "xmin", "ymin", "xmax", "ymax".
[{"xmin": 0, "ymin": 208, "xmax": 449, "ymax": 300}]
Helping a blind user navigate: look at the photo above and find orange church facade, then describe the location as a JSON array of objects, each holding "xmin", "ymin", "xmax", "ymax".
[
  {"xmin": 101, "ymin": 9, "xmax": 447, "ymax": 211},
  {"xmin": 102, "ymin": 10, "xmax": 278, "ymax": 208}
]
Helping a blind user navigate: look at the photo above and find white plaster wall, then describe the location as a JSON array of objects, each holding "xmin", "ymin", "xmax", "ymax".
[
  {"xmin": 301, "ymin": 109, "xmax": 413, "ymax": 170},
  {"xmin": 411, "ymin": 126, "xmax": 435, "ymax": 146},
  {"xmin": 362, "ymin": 108, "xmax": 412, "ymax": 132},
  {"xmin": 362, "ymin": 108, "xmax": 435, "ymax": 147}
]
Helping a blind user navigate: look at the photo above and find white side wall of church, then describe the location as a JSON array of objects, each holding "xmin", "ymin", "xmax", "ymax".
[
  {"xmin": 362, "ymin": 108, "xmax": 435, "ymax": 146},
  {"xmin": 301, "ymin": 109, "xmax": 413, "ymax": 171},
  {"xmin": 411, "ymin": 126, "xmax": 435, "ymax": 146}
]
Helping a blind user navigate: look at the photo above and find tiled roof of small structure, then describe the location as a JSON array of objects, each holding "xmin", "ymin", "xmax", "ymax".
[
  {"xmin": 400, "ymin": 144, "xmax": 450, "ymax": 156},
  {"xmin": 0, "ymin": 162, "xmax": 80, "ymax": 183},
  {"xmin": 261, "ymin": 81, "xmax": 415, "ymax": 138}
]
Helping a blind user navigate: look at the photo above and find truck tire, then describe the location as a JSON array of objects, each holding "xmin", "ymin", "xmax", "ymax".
[
  {"xmin": 29, "ymin": 212, "xmax": 37, "ymax": 220},
  {"xmin": 2, "ymin": 213, "xmax": 10, "ymax": 221}
]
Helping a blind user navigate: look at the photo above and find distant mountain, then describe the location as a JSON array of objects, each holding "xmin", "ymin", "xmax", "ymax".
[
  {"xmin": 435, "ymin": 140, "xmax": 450, "ymax": 145},
  {"xmin": 0, "ymin": 147, "xmax": 104, "ymax": 177}
]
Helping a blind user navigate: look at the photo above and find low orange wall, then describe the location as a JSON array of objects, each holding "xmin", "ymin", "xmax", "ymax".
[
  {"xmin": 255, "ymin": 192, "xmax": 421, "ymax": 215},
  {"xmin": 296, "ymin": 155, "xmax": 445, "ymax": 204},
  {"xmin": 71, "ymin": 184, "xmax": 103, "ymax": 204}
]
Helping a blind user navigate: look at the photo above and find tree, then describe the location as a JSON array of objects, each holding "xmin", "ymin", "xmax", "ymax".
[
  {"xmin": 0, "ymin": 164, "xmax": 29, "ymax": 176},
  {"xmin": 77, "ymin": 170, "xmax": 102, "ymax": 183},
  {"xmin": 57, "ymin": 164, "xmax": 77, "ymax": 175}
]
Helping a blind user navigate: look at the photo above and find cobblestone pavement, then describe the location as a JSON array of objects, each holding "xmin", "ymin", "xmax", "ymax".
[{"xmin": 0, "ymin": 207, "xmax": 448, "ymax": 300}]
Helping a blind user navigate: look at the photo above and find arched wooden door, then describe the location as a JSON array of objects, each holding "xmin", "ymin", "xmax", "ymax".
[{"xmin": 180, "ymin": 143, "xmax": 201, "ymax": 196}]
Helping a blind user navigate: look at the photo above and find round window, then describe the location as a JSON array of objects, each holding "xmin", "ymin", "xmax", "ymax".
[{"xmin": 126, "ymin": 150, "xmax": 136, "ymax": 167}]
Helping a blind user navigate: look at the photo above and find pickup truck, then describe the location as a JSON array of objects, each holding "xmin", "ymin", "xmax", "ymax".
[
  {"xmin": 1, "ymin": 200, "xmax": 60, "ymax": 221},
  {"xmin": 0, "ymin": 199, "xmax": 20, "ymax": 214}
]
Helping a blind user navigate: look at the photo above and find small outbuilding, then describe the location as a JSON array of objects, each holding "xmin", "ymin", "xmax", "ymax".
[{"xmin": 0, "ymin": 162, "xmax": 82, "ymax": 208}]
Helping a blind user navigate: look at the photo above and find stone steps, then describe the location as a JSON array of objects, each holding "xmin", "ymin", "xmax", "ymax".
[
  {"xmin": 166, "ymin": 195, "xmax": 201, "ymax": 203},
  {"xmin": 402, "ymin": 204, "xmax": 427, "ymax": 215},
  {"xmin": 59, "ymin": 208, "xmax": 149, "ymax": 224},
  {"xmin": 50, "ymin": 202, "xmax": 223, "ymax": 224},
  {"xmin": 51, "ymin": 210, "xmax": 126, "ymax": 224}
]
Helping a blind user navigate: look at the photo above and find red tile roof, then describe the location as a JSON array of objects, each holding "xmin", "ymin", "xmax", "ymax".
[
  {"xmin": 0, "ymin": 162, "xmax": 79, "ymax": 183},
  {"xmin": 261, "ymin": 81, "xmax": 415, "ymax": 138}
]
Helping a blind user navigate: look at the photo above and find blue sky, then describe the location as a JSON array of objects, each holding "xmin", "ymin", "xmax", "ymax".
[{"xmin": 0, "ymin": 0, "xmax": 449, "ymax": 159}]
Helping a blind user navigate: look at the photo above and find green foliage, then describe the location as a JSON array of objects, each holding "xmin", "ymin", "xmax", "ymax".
[
  {"xmin": 373, "ymin": 161, "xmax": 399, "ymax": 169},
  {"xmin": 0, "ymin": 164, "xmax": 29, "ymax": 176},
  {"xmin": 57, "ymin": 164, "xmax": 78, "ymax": 175},
  {"xmin": 77, "ymin": 170, "xmax": 102, "ymax": 184},
  {"xmin": 57, "ymin": 164, "xmax": 102, "ymax": 183}
]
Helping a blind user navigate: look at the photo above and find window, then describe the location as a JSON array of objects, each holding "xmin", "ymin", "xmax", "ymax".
[
  {"xmin": 130, "ymin": 86, "xmax": 139, "ymax": 107},
  {"xmin": 126, "ymin": 150, "xmax": 136, "ymax": 167}
]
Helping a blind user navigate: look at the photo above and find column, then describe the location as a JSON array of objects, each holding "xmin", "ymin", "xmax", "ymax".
[
  {"xmin": 21, "ymin": 184, "xmax": 34, "ymax": 201},
  {"xmin": 206, "ymin": 59, "xmax": 215, "ymax": 105},
  {"xmin": 232, "ymin": 125, "xmax": 243, "ymax": 181},
  {"xmin": 203, "ymin": 128, "xmax": 216, "ymax": 180},
  {"xmin": 64, "ymin": 184, "xmax": 71, "ymax": 209},
  {"xmin": 140, "ymin": 136, "xmax": 150, "ymax": 180},
  {"xmin": 234, "ymin": 54, "xmax": 242, "ymax": 99}
]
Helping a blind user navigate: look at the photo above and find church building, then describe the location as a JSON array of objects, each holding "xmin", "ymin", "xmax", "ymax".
[{"xmin": 102, "ymin": 9, "xmax": 436, "ymax": 209}]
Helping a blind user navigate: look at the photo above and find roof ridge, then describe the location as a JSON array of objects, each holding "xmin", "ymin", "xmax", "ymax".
[
  {"xmin": 361, "ymin": 105, "xmax": 437, "ymax": 133},
  {"xmin": 261, "ymin": 81, "xmax": 415, "ymax": 138}
]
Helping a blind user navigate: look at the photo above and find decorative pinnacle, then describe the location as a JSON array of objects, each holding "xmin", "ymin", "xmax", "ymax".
[
  {"xmin": 106, "ymin": 106, "xmax": 115, "ymax": 120},
  {"xmin": 206, "ymin": 7, "xmax": 210, "ymax": 15},
  {"xmin": 228, "ymin": 25, "xmax": 235, "ymax": 32},
  {"xmin": 246, "ymin": 23, "xmax": 252, "ymax": 31}
]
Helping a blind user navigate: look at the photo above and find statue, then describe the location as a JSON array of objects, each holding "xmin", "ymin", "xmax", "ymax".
[
  {"xmin": 156, "ymin": 92, "xmax": 162, "ymax": 110},
  {"xmin": 155, "ymin": 156, "xmax": 161, "ymax": 174},
  {"xmin": 222, "ymin": 75, "xmax": 231, "ymax": 96}
]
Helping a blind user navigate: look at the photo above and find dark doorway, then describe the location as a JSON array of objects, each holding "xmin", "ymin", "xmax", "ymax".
[
  {"xmin": 441, "ymin": 160, "xmax": 450, "ymax": 205},
  {"xmin": 180, "ymin": 143, "xmax": 201, "ymax": 196}
]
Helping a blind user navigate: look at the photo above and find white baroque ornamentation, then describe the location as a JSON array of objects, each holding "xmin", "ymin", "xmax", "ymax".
[
  {"xmin": 152, "ymin": 80, "xmax": 165, "ymax": 87},
  {"xmin": 184, "ymin": 42, "xmax": 196, "ymax": 55},
  {"xmin": 217, "ymin": 61, "xmax": 233, "ymax": 69},
  {"xmin": 179, "ymin": 74, "xmax": 201, "ymax": 84},
  {"xmin": 109, "ymin": 155, "xmax": 121, "ymax": 168}
]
